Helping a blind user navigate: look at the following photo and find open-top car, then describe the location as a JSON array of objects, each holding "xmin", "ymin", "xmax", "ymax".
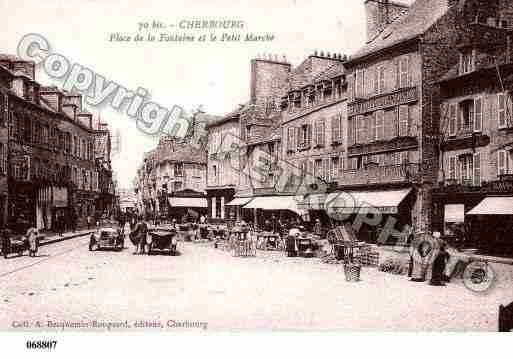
[{"xmin": 89, "ymin": 219, "xmax": 124, "ymax": 251}]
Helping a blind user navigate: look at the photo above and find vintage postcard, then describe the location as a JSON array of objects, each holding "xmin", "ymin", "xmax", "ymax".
[{"xmin": 0, "ymin": 0, "xmax": 512, "ymax": 353}]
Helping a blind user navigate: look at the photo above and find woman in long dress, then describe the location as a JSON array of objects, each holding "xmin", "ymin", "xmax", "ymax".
[{"xmin": 26, "ymin": 227, "xmax": 39, "ymax": 257}]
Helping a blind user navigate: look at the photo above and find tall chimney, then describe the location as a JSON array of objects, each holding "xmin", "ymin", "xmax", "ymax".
[{"xmin": 364, "ymin": 0, "xmax": 409, "ymax": 43}]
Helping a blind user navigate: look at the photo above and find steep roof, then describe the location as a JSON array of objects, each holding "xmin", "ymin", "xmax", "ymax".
[{"xmin": 350, "ymin": 0, "xmax": 450, "ymax": 62}]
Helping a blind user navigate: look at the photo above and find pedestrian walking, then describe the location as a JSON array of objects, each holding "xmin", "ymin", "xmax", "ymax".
[
  {"xmin": 131, "ymin": 217, "xmax": 148, "ymax": 255},
  {"xmin": 26, "ymin": 225, "xmax": 39, "ymax": 257}
]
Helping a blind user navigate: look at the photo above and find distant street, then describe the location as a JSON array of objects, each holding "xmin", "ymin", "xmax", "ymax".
[{"xmin": 1, "ymin": 236, "xmax": 512, "ymax": 331}]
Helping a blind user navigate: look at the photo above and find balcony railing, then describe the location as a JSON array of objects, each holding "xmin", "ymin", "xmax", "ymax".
[{"xmin": 335, "ymin": 163, "xmax": 420, "ymax": 187}]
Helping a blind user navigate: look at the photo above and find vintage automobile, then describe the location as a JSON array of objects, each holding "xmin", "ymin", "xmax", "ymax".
[
  {"xmin": 2, "ymin": 228, "xmax": 44, "ymax": 259},
  {"xmin": 147, "ymin": 228, "xmax": 178, "ymax": 255},
  {"xmin": 89, "ymin": 220, "xmax": 124, "ymax": 251},
  {"xmin": 2, "ymin": 234, "xmax": 28, "ymax": 258}
]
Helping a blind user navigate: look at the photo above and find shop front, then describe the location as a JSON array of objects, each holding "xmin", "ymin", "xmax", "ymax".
[
  {"xmin": 300, "ymin": 188, "xmax": 415, "ymax": 245},
  {"xmin": 168, "ymin": 189, "xmax": 208, "ymax": 222},
  {"xmin": 242, "ymin": 195, "xmax": 306, "ymax": 229}
]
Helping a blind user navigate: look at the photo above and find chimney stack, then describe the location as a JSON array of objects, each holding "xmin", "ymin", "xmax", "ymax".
[{"xmin": 364, "ymin": 0, "xmax": 409, "ymax": 43}]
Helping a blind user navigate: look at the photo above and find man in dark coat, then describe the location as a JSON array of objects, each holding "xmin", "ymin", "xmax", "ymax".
[
  {"xmin": 131, "ymin": 218, "xmax": 148, "ymax": 255},
  {"xmin": 430, "ymin": 244, "xmax": 449, "ymax": 286}
]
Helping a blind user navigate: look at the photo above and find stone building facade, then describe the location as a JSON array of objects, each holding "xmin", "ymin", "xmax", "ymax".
[
  {"xmin": 340, "ymin": 0, "xmax": 472, "ymax": 243},
  {"xmin": 432, "ymin": 17, "xmax": 513, "ymax": 255},
  {"xmin": 0, "ymin": 55, "xmax": 105, "ymax": 232}
]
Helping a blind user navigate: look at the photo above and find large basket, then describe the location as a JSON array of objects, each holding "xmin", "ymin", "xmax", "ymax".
[{"xmin": 343, "ymin": 263, "xmax": 361, "ymax": 282}]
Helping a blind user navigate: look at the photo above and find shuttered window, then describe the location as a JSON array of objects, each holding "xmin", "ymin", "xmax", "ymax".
[
  {"xmin": 348, "ymin": 118, "xmax": 355, "ymax": 145},
  {"xmin": 398, "ymin": 105, "xmax": 409, "ymax": 136},
  {"xmin": 356, "ymin": 115, "xmax": 366, "ymax": 144},
  {"xmin": 498, "ymin": 93, "xmax": 507, "ymax": 128},
  {"xmin": 375, "ymin": 110, "xmax": 385, "ymax": 140},
  {"xmin": 399, "ymin": 57, "xmax": 409, "ymax": 88},
  {"xmin": 449, "ymin": 103, "xmax": 457, "ymax": 136},
  {"xmin": 473, "ymin": 152, "xmax": 481, "ymax": 186},
  {"xmin": 316, "ymin": 119, "xmax": 325, "ymax": 146},
  {"xmin": 287, "ymin": 127, "xmax": 295, "ymax": 151},
  {"xmin": 498, "ymin": 150, "xmax": 508, "ymax": 176},
  {"xmin": 355, "ymin": 70, "xmax": 365, "ymax": 98},
  {"xmin": 449, "ymin": 156, "xmax": 456, "ymax": 180},
  {"xmin": 331, "ymin": 115, "xmax": 342, "ymax": 143},
  {"xmin": 474, "ymin": 97, "xmax": 482, "ymax": 132},
  {"xmin": 331, "ymin": 157, "xmax": 340, "ymax": 180}
]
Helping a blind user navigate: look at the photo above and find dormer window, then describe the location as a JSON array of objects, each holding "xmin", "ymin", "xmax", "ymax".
[{"xmin": 460, "ymin": 51, "xmax": 475, "ymax": 75}]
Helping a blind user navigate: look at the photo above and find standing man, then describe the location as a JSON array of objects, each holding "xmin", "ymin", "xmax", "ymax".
[
  {"xmin": 87, "ymin": 214, "xmax": 92, "ymax": 230},
  {"xmin": 132, "ymin": 217, "xmax": 148, "ymax": 255}
]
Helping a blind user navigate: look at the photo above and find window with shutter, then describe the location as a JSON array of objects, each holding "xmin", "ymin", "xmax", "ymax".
[
  {"xmin": 318, "ymin": 119, "xmax": 325, "ymax": 146},
  {"xmin": 331, "ymin": 157, "xmax": 339, "ymax": 179},
  {"xmin": 498, "ymin": 93, "xmax": 507, "ymax": 128},
  {"xmin": 400, "ymin": 57, "xmax": 409, "ymax": 88},
  {"xmin": 356, "ymin": 70, "xmax": 365, "ymax": 98},
  {"xmin": 323, "ymin": 158, "xmax": 330, "ymax": 180},
  {"xmin": 331, "ymin": 115, "xmax": 341, "ymax": 143},
  {"xmin": 348, "ymin": 74, "xmax": 355, "ymax": 100},
  {"xmin": 348, "ymin": 118, "xmax": 355, "ymax": 145},
  {"xmin": 370, "ymin": 112, "xmax": 376, "ymax": 141},
  {"xmin": 398, "ymin": 105, "xmax": 409, "ymax": 136},
  {"xmin": 373, "ymin": 67, "xmax": 379, "ymax": 94},
  {"xmin": 356, "ymin": 115, "xmax": 366, "ymax": 144},
  {"xmin": 473, "ymin": 152, "xmax": 481, "ymax": 186},
  {"xmin": 295, "ymin": 127, "xmax": 300, "ymax": 150},
  {"xmin": 474, "ymin": 98, "xmax": 482, "ymax": 132},
  {"xmin": 449, "ymin": 156, "xmax": 456, "ymax": 180},
  {"xmin": 394, "ymin": 59, "xmax": 400, "ymax": 89},
  {"xmin": 379, "ymin": 66, "xmax": 386, "ymax": 94},
  {"xmin": 375, "ymin": 110, "xmax": 385, "ymax": 140},
  {"xmin": 498, "ymin": 150, "xmax": 508, "ymax": 176},
  {"xmin": 449, "ymin": 103, "xmax": 457, "ymax": 136}
]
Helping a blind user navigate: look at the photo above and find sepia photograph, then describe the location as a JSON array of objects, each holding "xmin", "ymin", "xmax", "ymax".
[{"xmin": 0, "ymin": 0, "xmax": 512, "ymax": 354}]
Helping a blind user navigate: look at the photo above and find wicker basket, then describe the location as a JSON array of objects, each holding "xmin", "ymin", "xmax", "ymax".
[{"xmin": 343, "ymin": 263, "xmax": 361, "ymax": 282}]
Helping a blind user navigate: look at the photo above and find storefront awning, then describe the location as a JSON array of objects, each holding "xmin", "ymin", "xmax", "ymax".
[
  {"xmin": 168, "ymin": 197, "xmax": 207, "ymax": 208},
  {"xmin": 444, "ymin": 204, "xmax": 465, "ymax": 223},
  {"xmin": 226, "ymin": 197, "xmax": 253, "ymax": 206},
  {"xmin": 243, "ymin": 196, "xmax": 304, "ymax": 215},
  {"xmin": 298, "ymin": 193, "xmax": 331, "ymax": 210},
  {"xmin": 325, "ymin": 188, "xmax": 412, "ymax": 214},
  {"xmin": 467, "ymin": 197, "xmax": 513, "ymax": 215}
]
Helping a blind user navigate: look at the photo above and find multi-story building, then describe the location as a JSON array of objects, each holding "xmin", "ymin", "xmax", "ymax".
[
  {"xmin": 135, "ymin": 111, "xmax": 214, "ymax": 221},
  {"xmin": 0, "ymin": 55, "xmax": 102, "ymax": 231},
  {"xmin": 338, "ymin": 0, "xmax": 472, "ymax": 244},
  {"xmin": 223, "ymin": 56, "xmax": 294, "ymax": 224},
  {"xmin": 432, "ymin": 17, "xmax": 513, "ymax": 256},
  {"xmin": 206, "ymin": 107, "xmax": 245, "ymax": 221},
  {"xmin": 279, "ymin": 53, "xmax": 347, "ymax": 225}
]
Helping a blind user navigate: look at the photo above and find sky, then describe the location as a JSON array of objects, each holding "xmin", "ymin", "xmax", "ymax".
[{"xmin": 0, "ymin": 0, "xmax": 413, "ymax": 189}]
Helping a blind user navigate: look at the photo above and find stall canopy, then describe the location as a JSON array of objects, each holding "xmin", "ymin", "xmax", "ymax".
[
  {"xmin": 226, "ymin": 198, "xmax": 253, "ymax": 206},
  {"xmin": 467, "ymin": 197, "xmax": 513, "ymax": 215},
  {"xmin": 444, "ymin": 204, "xmax": 465, "ymax": 222},
  {"xmin": 168, "ymin": 197, "xmax": 207, "ymax": 208},
  {"xmin": 243, "ymin": 196, "xmax": 304, "ymax": 215},
  {"xmin": 325, "ymin": 188, "xmax": 412, "ymax": 214}
]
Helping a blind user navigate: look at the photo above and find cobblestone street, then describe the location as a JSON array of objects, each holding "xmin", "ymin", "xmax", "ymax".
[{"xmin": 1, "ymin": 235, "xmax": 512, "ymax": 331}]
